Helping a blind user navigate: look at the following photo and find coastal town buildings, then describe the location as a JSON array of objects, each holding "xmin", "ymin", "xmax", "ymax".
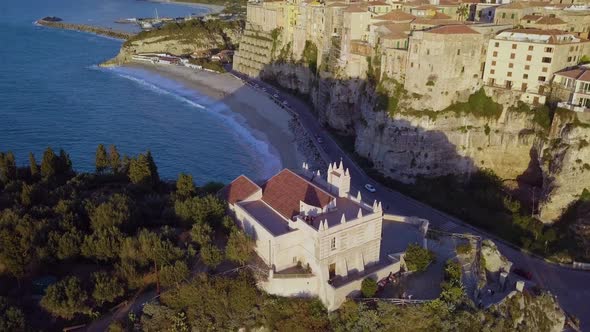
[
  {"xmin": 221, "ymin": 162, "xmax": 406, "ymax": 310},
  {"xmin": 553, "ymin": 64, "xmax": 590, "ymax": 111},
  {"xmin": 483, "ymin": 28, "xmax": 590, "ymax": 104},
  {"xmin": 233, "ymin": 0, "xmax": 590, "ymax": 110}
]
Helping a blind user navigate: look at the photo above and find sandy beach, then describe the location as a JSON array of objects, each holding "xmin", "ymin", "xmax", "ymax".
[{"xmin": 125, "ymin": 62, "xmax": 308, "ymax": 171}]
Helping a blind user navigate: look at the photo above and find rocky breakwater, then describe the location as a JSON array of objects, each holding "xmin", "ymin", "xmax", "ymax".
[
  {"xmin": 101, "ymin": 20, "xmax": 242, "ymax": 66},
  {"xmin": 36, "ymin": 17, "xmax": 134, "ymax": 40}
]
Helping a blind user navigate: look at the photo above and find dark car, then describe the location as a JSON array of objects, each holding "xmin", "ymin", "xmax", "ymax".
[{"xmin": 512, "ymin": 267, "xmax": 533, "ymax": 280}]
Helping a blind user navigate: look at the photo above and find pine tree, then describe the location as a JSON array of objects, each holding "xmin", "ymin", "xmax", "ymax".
[
  {"xmin": 5, "ymin": 152, "xmax": 16, "ymax": 181},
  {"xmin": 95, "ymin": 144, "xmax": 108, "ymax": 173},
  {"xmin": 176, "ymin": 173, "xmax": 196, "ymax": 200},
  {"xmin": 40, "ymin": 147, "xmax": 57, "ymax": 178},
  {"xmin": 145, "ymin": 151, "xmax": 160, "ymax": 185},
  {"xmin": 108, "ymin": 145, "xmax": 121, "ymax": 173},
  {"xmin": 29, "ymin": 152, "xmax": 39, "ymax": 177},
  {"xmin": 58, "ymin": 149, "xmax": 73, "ymax": 176}
]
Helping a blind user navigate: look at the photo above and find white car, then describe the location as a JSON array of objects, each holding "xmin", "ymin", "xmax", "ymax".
[{"xmin": 364, "ymin": 184, "xmax": 376, "ymax": 193}]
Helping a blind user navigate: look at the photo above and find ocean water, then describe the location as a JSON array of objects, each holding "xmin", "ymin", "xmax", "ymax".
[{"xmin": 0, "ymin": 0, "xmax": 279, "ymax": 183}]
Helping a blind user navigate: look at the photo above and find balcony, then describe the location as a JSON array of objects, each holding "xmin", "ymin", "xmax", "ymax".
[{"xmin": 557, "ymin": 101, "xmax": 590, "ymax": 113}]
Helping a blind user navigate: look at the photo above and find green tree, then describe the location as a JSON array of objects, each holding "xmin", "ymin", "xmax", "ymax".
[
  {"xmin": 190, "ymin": 222, "xmax": 213, "ymax": 246},
  {"xmin": 174, "ymin": 195, "xmax": 226, "ymax": 227},
  {"xmin": 82, "ymin": 227, "xmax": 124, "ymax": 262},
  {"xmin": 404, "ymin": 243, "xmax": 435, "ymax": 272},
  {"xmin": 29, "ymin": 152, "xmax": 39, "ymax": 177},
  {"xmin": 0, "ymin": 297, "xmax": 26, "ymax": 331},
  {"xmin": 109, "ymin": 145, "xmax": 121, "ymax": 173},
  {"xmin": 96, "ymin": 144, "xmax": 109, "ymax": 173},
  {"xmin": 456, "ymin": 4, "xmax": 469, "ymax": 21},
  {"xmin": 176, "ymin": 173, "xmax": 196, "ymax": 200},
  {"xmin": 160, "ymin": 261, "xmax": 190, "ymax": 288},
  {"xmin": 0, "ymin": 213, "xmax": 38, "ymax": 280},
  {"xmin": 40, "ymin": 147, "xmax": 58, "ymax": 178},
  {"xmin": 128, "ymin": 153, "xmax": 159, "ymax": 187},
  {"xmin": 49, "ymin": 229, "xmax": 82, "ymax": 260},
  {"xmin": 41, "ymin": 276, "xmax": 91, "ymax": 319},
  {"xmin": 0, "ymin": 152, "xmax": 17, "ymax": 183},
  {"xmin": 20, "ymin": 183, "xmax": 38, "ymax": 207},
  {"xmin": 225, "ymin": 228, "xmax": 253, "ymax": 265},
  {"xmin": 92, "ymin": 271, "xmax": 125, "ymax": 306},
  {"xmin": 57, "ymin": 149, "xmax": 73, "ymax": 175},
  {"xmin": 90, "ymin": 194, "xmax": 132, "ymax": 231},
  {"xmin": 361, "ymin": 278, "xmax": 378, "ymax": 298},
  {"xmin": 200, "ymin": 243, "xmax": 223, "ymax": 268}
]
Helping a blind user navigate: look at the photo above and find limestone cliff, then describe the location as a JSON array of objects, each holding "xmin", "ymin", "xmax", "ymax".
[
  {"xmin": 102, "ymin": 20, "xmax": 242, "ymax": 66},
  {"xmin": 539, "ymin": 111, "xmax": 590, "ymax": 221}
]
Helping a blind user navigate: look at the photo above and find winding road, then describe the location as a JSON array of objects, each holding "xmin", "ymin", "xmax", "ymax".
[{"xmin": 231, "ymin": 69, "xmax": 590, "ymax": 330}]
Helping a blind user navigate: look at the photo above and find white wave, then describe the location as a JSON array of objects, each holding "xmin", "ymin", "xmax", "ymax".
[{"xmin": 102, "ymin": 66, "xmax": 282, "ymax": 179}]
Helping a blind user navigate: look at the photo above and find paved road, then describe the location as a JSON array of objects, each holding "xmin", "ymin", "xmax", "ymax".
[{"xmin": 231, "ymin": 71, "xmax": 590, "ymax": 330}]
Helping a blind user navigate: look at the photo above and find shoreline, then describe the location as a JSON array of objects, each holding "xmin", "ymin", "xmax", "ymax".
[
  {"xmin": 35, "ymin": 19, "xmax": 134, "ymax": 40},
  {"xmin": 118, "ymin": 62, "xmax": 314, "ymax": 175},
  {"xmin": 147, "ymin": 0, "xmax": 225, "ymax": 13}
]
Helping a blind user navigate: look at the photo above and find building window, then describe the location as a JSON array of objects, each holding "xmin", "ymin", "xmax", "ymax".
[
  {"xmin": 541, "ymin": 57, "xmax": 552, "ymax": 63},
  {"xmin": 570, "ymin": 46, "xmax": 575, "ymax": 52},
  {"xmin": 495, "ymin": 42, "xmax": 499, "ymax": 47},
  {"xmin": 538, "ymin": 76, "xmax": 546, "ymax": 82},
  {"xmin": 568, "ymin": 56, "xmax": 572, "ymax": 62},
  {"xmin": 331, "ymin": 237, "xmax": 336, "ymax": 250},
  {"xmin": 510, "ymin": 53, "xmax": 515, "ymax": 59},
  {"xmin": 545, "ymin": 47, "xmax": 553, "ymax": 53},
  {"xmin": 493, "ymin": 51, "xmax": 498, "ymax": 57},
  {"xmin": 502, "ymin": 13, "xmax": 506, "ymax": 18},
  {"xmin": 525, "ymin": 65, "xmax": 530, "ymax": 70},
  {"xmin": 523, "ymin": 74, "xmax": 528, "ymax": 79},
  {"xmin": 509, "ymin": 63, "xmax": 514, "ymax": 68},
  {"xmin": 490, "ymin": 69, "xmax": 495, "ymax": 74},
  {"xmin": 511, "ymin": 13, "xmax": 515, "ymax": 19},
  {"xmin": 526, "ymin": 55, "xmax": 532, "ymax": 61},
  {"xmin": 492, "ymin": 60, "xmax": 497, "ymax": 66},
  {"xmin": 512, "ymin": 44, "xmax": 517, "ymax": 49},
  {"xmin": 507, "ymin": 71, "xmax": 512, "ymax": 77},
  {"xmin": 542, "ymin": 67, "xmax": 548, "ymax": 73},
  {"xmin": 457, "ymin": 49, "xmax": 461, "ymax": 55},
  {"xmin": 528, "ymin": 45, "xmax": 534, "ymax": 51}
]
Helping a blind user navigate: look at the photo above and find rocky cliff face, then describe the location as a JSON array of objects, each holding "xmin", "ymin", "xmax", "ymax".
[
  {"xmin": 256, "ymin": 58, "xmax": 590, "ymax": 222},
  {"xmin": 539, "ymin": 112, "xmax": 590, "ymax": 221},
  {"xmin": 102, "ymin": 20, "xmax": 242, "ymax": 66}
]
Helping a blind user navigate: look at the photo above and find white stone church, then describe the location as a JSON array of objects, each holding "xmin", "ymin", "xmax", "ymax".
[{"xmin": 221, "ymin": 161, "xmax": 404, "ymax": 310}]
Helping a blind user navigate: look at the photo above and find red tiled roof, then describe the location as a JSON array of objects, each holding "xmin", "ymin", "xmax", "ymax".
[
  {"xmin": 344, "ymin": 4, "xmax": 368, "ymax": 12},
  {"xmin": 415, "ymin": 4, "xmax": 439, "ymax": 10},
  {"xmin": 555, "ymin": 68, "xmax": 590, "ymax": 82},
  {"xmin": 221, "ymin": 175, "xmax": 261, "ymax": 204},
  {"xmin": 373, "ymin": 10, "xmax": 416, "ymax": 21},
  {"xmin": 536, "ymin": 16, "xmax": 566, "ymax": 25},
  {"xmin": 382, "ymin": 31, "xmax": 409, "ymax": 39},
  {"xmin": 522, "ymin": 14, "xmax": 542, "ymax": 21},
  {"xmin": 368, "ymin": 0, "xmax": 390, "ymax": 6},
  {"xmin": 412, "ymin": 18, "xmax": 461, "ymax": 25},
  {"xmin": 431, "ymin": 11, "xmax": 452, "ymax": 19},
  {"xmin": 261, "ymin": 169, "xmax": 335, "ymax": 219},
  {"xmin": 427, "ymin": 24, "xmax": 479, "ymax": 34}
]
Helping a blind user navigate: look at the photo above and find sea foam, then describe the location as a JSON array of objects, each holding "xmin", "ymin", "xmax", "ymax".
[{"xmin": 103, "ymin": 66, "xmax": 282, "ymax": 180}]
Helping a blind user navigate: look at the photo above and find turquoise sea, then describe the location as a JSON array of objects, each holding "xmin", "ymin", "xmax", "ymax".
[{"xmin": 0, "ymin": 0, "xmax": 279, "ymax": 183}]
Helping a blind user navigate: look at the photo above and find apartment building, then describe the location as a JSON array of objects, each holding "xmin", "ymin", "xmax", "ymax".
[
  {"xmin": 483, "ymin": 29, "xmax": 590, "ymax": 105},
  {"xmin": 553, "ymin": 65, "xmax": 590, "ymax": 111}
]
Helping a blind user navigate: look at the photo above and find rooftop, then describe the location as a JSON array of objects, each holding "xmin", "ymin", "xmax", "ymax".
[
  {"xmin": 373, "ymin": 10, "xmax": 416, "ymax": 21},
  {"xmin": 220, "ymin": 175, "xmax": 261, "ymax": 204},
  {"xmin": 427, "ymin": 24, "xmax": 479, "ymax": 34},
  {"xmin": 261, "ymin": 169, "xmax": 335, "ymax": 220},
  {"xmin": 241, "ymin": 200, "xmax": 292, "ymax": 236},
  {"xmin": 555, "ymin": 67, "xmax": 590, "ymax": 82},
  {"xmin": 300, "ymin": 197, "xmax": 372, "ymax": 230}
]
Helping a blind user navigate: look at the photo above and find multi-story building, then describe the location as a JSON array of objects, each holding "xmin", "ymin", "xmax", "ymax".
[
  {"xmin": 221, "ymin": 162, "xmax": 406, "ymax": 310},
  {"xmin": 553, "ymin": 65, "xmax": 590, "ymax": 112},
  {"xmin": 483, "ymin": 28, "xmax": 590, "ymax": 105}
]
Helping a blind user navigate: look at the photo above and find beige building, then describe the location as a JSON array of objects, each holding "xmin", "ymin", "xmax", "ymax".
[
  {"xmin": 553, "ymin": 65, "xmax": 590, "ymax": 111},
  {"xmin": 483, "ymin": 28, "xmax": 589, "ymax": 105},
  {"xmin": 404, "ymin": 25, "xmax": 487, "ymax": 110},
  {"xmin": 222, "ymin": 162, "xmax": 405, "ymax": 310}
]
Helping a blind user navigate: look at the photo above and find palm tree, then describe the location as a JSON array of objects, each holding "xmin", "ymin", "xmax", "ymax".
[{"xmin": 456, "ymin": 5, "xmax": 469, "ymax": 21}]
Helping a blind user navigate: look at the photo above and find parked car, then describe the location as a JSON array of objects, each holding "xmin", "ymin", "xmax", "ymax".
[
  {"xmin": 512, "ymin": 267, "xmax": 533, "ymax": 280},
  {"xmin": 364, "ymin": 184, "xmax": 376, "ymax": 193}
]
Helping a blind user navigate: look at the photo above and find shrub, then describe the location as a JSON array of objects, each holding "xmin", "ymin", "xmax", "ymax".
[
  {"xmin": 361, "ymin": 278, "xmax": 378, "ymax": 298},
  {"xmin": 456, "ymin": 243, "xmax": 472, "ymax": 255},
  {"xmin": 404, "ymin": 243, "xmax": 435, "ymax": 272}
]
